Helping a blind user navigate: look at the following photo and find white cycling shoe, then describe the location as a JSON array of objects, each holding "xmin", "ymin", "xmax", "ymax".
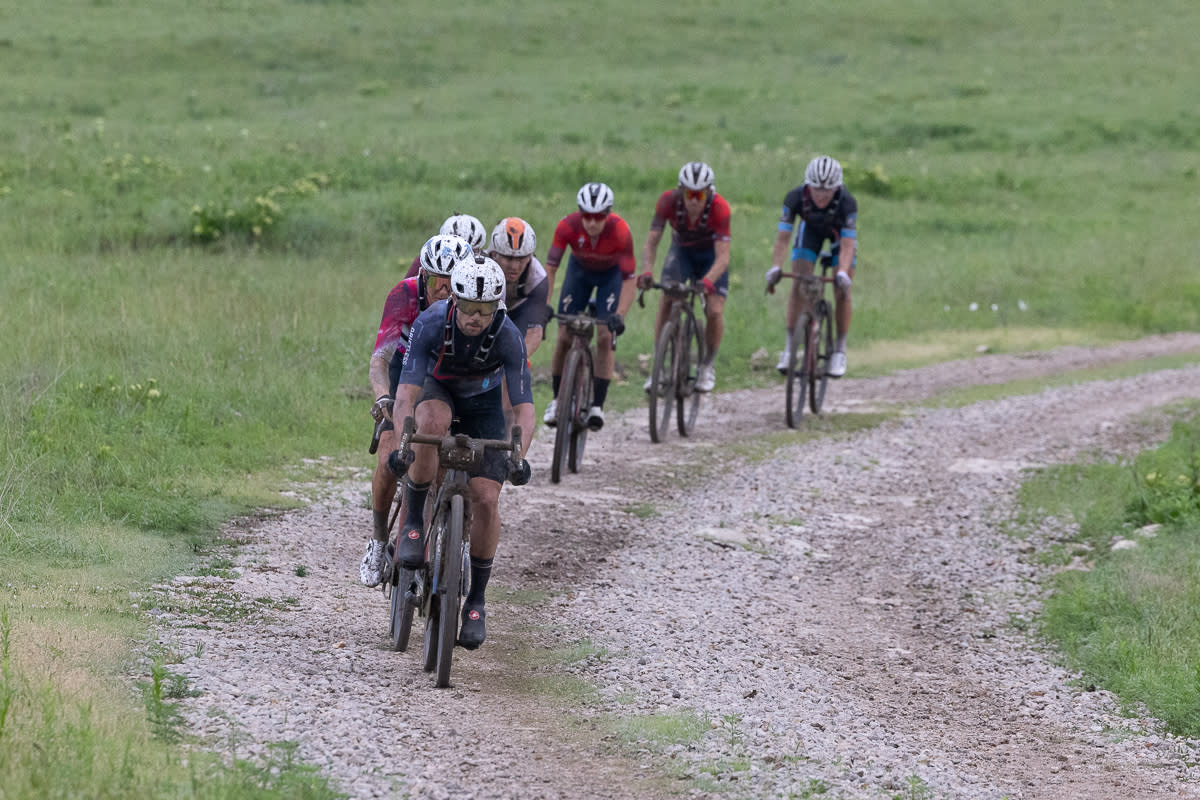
[
  {"xmin": 359, "ymin": 539, "xmax": 387, "ymax": 587},
  {"xmin": 587, "ymin": 406, "xmax": 605, "ymax": 431},
  {"xmin": 828, "ymin": 351, "xmax": 847, "ymax": 378},
  {"xmin": 543, "ymin": 398, "xmax": 558, "ymax": 426},
  {"xmin": 695, "ymin": 363, "xmax": 716, "ymax": 392},
  {"xmin": 776, "ymin": 349, "xmax": 795, "ymax": 374}
]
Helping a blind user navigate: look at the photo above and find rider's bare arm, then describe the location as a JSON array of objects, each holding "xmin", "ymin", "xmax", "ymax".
[
  {"xmin": 705, "ymin": 238, "xmax": 732, "ymax": 285},
  {"xmin": 639, "ymin": 226, "xmax": 664, "ymax": 275},
  {"xmin": 511, "ymin": 402, "xmax": 535, "ymax": 457},
  {"xmin": 771, "ymin": 228, "xmax": 792, "ymax": 269},
  {"xmin": 523, "ymin": 327, "xmax": 544, "ymax": 358},
  {"xmin": 369, "ymin": 354, "xmax": 391, "ymax": 405}
]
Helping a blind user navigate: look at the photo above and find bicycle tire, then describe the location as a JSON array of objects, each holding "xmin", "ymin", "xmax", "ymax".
[
  {"xmin": 568, "ymin": 349, "xmax": 592, "ymax": 473},
  {"xmin": 551, "ymin": 348, "xmax": 582, "ymax": 483},
  {"xmin": 676, "ymin": 311, "xmax": 704, "ymax": 437},
  {"xmin": 810, "ymin": 301, "xmax": 834, "ymax": 414},
  {"xmin": 434, "ymin": 493, "xmax": 465, "ymax": 688},
  {"xmin": 784, "ymin": 319, "xmax": 809, "ymax": 429},
  {"xmin": 389, "ymin": 565, "xmax": 415, "ymax": 652},
  {"xmin": 648, "ymin": 319, "xmax": 677, "ymax": 443},
  {"xmin": 422, "ymin": 595, "xmax": 439, "ymax": 672},
  {"xmin": 421, "ymin": 499, "xmax": 447, "ymax": 673}
]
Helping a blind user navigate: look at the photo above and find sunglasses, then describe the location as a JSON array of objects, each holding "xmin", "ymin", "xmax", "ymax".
[
  {"xmin": 458, "ymin": 301, "xmax": 498, "ymax": 320},
  {"xmin": 580, "ymin": 211, "xmax": 609, "ymax": 223},
  {"xmin": 684, "ymin": 189, "xmax": 708, "ymax": 202}
]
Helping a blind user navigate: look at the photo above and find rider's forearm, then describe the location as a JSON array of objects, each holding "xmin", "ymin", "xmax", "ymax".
[
  {"xmin": 616, "ymin": 278, "xmax": 638, "ymax": 316},
  {"xmin": 771, "ymin": 230, "xmax": 792, "ymax": 267},
  {"xmin": 705, "ymin": 241, "xmax": 731, "ymax": 283},
  {"xmin": 839, "ymin": 240, "xmax": 857, "ymax": 273},
  {"xmin": 639, "ymin": 229, "xmax": 662, "ymax": 273},
  {"xmin": 392, "ymin": 384, "xmax": 421, "ymax": 431},
  {"xmin": 512, "ymin": 403, "xmax": 536, "ymax": 455},
  {"xmin": 368, "ymin": 356, "xmax": 391, "ymax": 400}
]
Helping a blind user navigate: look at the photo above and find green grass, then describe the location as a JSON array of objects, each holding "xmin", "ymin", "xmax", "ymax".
[
  {"xmin": 4, "ymin": 0, "xmax": 1200, "ymax": 793},
  {"xmin": 1017, "ymin": 406, "xmax": 1200, "ymax": 736}
]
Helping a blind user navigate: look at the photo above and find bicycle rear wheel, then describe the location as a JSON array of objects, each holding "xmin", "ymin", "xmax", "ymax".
[
  {"xmin": 389, "ymin": 565, "xmax": 415, "ymax": 652},
  {"xmin": 568, "ymin": 351, "xmax": 592, "ymax": 473},
  {"xmin": 784, "ymin": 319, "xmax": 809, "ymax": 429},
  {"xmin": 809, "ymin": 301, "xmax": 834, "ymax": 414},
  {"xmin": 434, "ymin": 493, "xmax": 465, "ymax": 688},
  {"xmin": 551, "ymin": 348, "xmax": 583, "ymax": 483},
  {"xmin": 676, "ymin": 313, "xmax": 704, "ymax": 437},
  {"xmin": 648, "ymin": 320, "xmax": 677, "ymax": 443}
]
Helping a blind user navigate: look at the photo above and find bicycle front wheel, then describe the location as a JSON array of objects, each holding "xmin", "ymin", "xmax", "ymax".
[
  {"xmin": 435, "ymin": 494, "xmax": 465, "ymax": 688},
  {"xmin": 784, "ymin": 320, "xmax": 809, "ymax": 429},
  {"xmin": 676, "ymin": 312, "xmax": 705, "ymax": 437},
  {"xmin": 810, "ymin": 301, "xmax": 834, "ymax": 414},
  {"xmin": 389, "ymin": 565, "xmax": 415, "ymax": 652},
  {"xmin": 551, "ymin": 348, "xmax": 584, "ymax": 483},
  {"xmin": 568, "ymin": 350, "xmax": 593, "ymax": 473},
  {"xmin": 648, "ymin": 319, "xmax": 677, "ymax": 443}
]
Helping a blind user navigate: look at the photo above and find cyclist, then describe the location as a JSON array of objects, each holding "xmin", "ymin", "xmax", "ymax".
[
  {"xmin": 766, "ymin": 155, "xmax": 857, "ymax": 377},
  {"xmin": 360, "ymin": 234, "xmax": 473, "ymax": 588},
  {"xmin": 487, "ymin": 216, "xmax": 551, "ymax": 358},
  {"xmin": 636, "ymin": 161, "xmax": 732, "ymax": 392},
  {"xmin": 404, "ymin": 213, "xmax": 489, "ymax": 279},
  {"xmin": 543, "ymin": 182, "xmax": 637, "ymax": 431},
  {"xmin": 387, "ymin": 254, "xmax": 534, "ymax": 649}
]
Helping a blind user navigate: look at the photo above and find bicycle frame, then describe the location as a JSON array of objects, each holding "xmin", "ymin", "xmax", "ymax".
[
  {"xmin": 640, "ymin": 280, "xmax": 708, "ymax": 442},
  {"xmin": 391, "ymin": 416, "xmax": 522, "ymax": 687},
  {"xmin": 550, "ymin": 312, "xmax": 601, "ymax": 483},
  {"xmin": 780, "ymin": 256, "xmax": 836, "ymax": 427}
]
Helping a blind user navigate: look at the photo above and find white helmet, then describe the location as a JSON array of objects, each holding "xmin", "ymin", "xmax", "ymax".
[
  {"xmin": 419, "ymin": 234, "xmax": 473, "ymax": 277},
  {"xmin": 804, "ymin": 156, "xmax": 843, "ymax": 189},
  {"xmin": 678, "ymin": 161, "xmax": 715, "ymax": 191},
  {"xmin": 439, "ymin": 214, "xmax": 487, "ymax": 251},
  {"xmin": 490, "ymin": 217, "xmax": 537, "ymax": 258},
  {"xmin": 576, "ymin": 182, "xmax": 614, "ymax": 214},
  {"xmin": 450, "ymin": 255, "xmax": 506, "ymax": 303}
]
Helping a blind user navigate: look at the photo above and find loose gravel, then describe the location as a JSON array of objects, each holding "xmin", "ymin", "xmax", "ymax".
[{"xmin": 151, "ymin": 334, "xmax": 1200, "ymax": 799}]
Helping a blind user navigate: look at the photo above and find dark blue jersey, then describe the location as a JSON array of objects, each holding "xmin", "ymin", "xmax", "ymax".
[
  {"xmin": 778, "ymin": 185, "xmax": 858, "ymax": 244},
  {"xmin": 399, "ymin": 299, "xmax": 532, "ymax": 403}
]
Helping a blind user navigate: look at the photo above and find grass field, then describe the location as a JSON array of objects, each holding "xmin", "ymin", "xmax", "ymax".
[{"xmin": 2, "ymin": 0, "xmax": 1199, "ymax": 794}]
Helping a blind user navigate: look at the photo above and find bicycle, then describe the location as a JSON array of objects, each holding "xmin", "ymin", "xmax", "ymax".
[
  {"xmin": 549, "ymin": 309, "xmax": 604, "ymax": 484},
  {"xmin": 638, "ymin": 280, "xmax": 707, "ymax": 443},
  {"xmin": 778, "ymin": 254, "xmax": 835, "ymax": 428},
  {"xmin": 386, "ymin": 416, "xmax": 523, "ymax": 688}
]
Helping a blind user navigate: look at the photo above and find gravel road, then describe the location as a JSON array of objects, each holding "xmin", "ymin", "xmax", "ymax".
[{"xmin": 153, "ymin": 333, "xmax": 1200, "ymax": 799}]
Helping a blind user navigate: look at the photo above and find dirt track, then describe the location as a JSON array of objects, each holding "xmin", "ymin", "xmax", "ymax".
[{"xmin": 156, "ymin": 333, "xmax": 1200, "ymax": 799}]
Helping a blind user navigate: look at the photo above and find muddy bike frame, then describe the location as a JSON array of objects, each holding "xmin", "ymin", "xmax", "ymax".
[
  {"xmin": 639, "ymin": 280, "xmax": 707, "ymax": 443},
  {"xmin": 779, "ymin": 254, "xmax": 836, "ymax": 428},
  {"xmin": 386, "ymin": 416, "xmax": 522, "ymax": 688},
  {"xmin": 549, "ymin": 310, "xmax": 607, "ymax": 484}
]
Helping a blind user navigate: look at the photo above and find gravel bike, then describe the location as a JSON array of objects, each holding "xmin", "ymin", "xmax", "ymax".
[
  {"xmin": 639, "ymin": 280, "xmax": 707, "ymax": 443},
  {"xmin": 549, "ymin": 309, "xmax": 603, "ymax": 484},
  {"xmin": 780, "ymin": 254, "xmax": 835, "ymax": 428},
  {"xmin": 387, "ymin": 416, "xmax": 523, "ymax": 688}
]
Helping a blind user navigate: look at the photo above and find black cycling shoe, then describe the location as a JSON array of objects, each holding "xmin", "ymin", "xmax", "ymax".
[
  {"xmin": 457, "ymin": 604, "xmax": 486, "ymax": 650},
  {"xmin": 395, "ymin": 525, "xmax": 426, "ymax": 569}
]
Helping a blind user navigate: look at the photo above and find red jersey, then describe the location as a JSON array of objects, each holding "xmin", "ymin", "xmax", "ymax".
[
  {"xmin": 372, "ymin": 277, "xmax": 422, "ymax": 363},
  {"xmin": 546, "ymin": 212, "xmax": 637, "ymax": 276},
  {"xmin": 649, "ymin": 189, "xmax": 732, "ymax": 248}
]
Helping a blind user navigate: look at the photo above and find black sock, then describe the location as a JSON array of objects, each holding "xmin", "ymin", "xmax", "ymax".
[
  {"xmin": 402, "ymin": 479, "xmax": 430, "ymax": 531},
  {"xmin": 592, "ymin": 378, "xmax": 610, "ymax": 408},
  {"xmin": 466, "ymin": 556, "xmax": 493, "ymax": 606},
  {"xmin": 372, "ymin": 509, "xmax": 389, "ymax": 542},
  {"xmin": 552, "ymin": 374, "xmax": 561, "ymax": 396}
]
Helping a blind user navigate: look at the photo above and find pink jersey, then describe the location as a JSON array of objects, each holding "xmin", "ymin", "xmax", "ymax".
[
  {"xmin": 546, "ymin": 212, "xmax": 637, "ymax": 276},
  {"xmin": 650, "ymin": 189, "xmax": 732, "ymax": 248},
  {"xmin": 372, "ymin": 277, "xmax": 421, "ymax": 363}
]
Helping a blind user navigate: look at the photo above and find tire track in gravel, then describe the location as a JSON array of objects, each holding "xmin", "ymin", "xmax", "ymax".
[{"xmin": 154, "ymin": 334, "xmax": 1200, "ymax": 799}]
